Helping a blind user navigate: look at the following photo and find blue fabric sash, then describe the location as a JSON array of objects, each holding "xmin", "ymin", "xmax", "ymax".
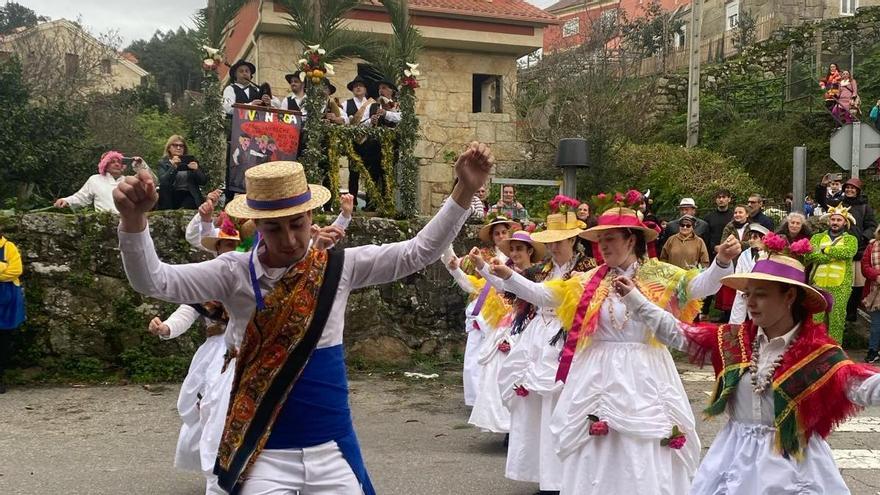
[{"xmin": 265, "ymin": 344, "xmax": 374, "ymax": 494}]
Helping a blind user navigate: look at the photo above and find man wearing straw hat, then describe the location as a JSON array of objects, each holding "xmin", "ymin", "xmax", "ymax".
[{"xmin": 114, "ymin": 142, "xmax": 494, "ymax": 495}]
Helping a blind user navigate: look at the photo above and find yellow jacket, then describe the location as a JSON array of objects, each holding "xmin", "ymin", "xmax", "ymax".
[{"xmin": 0, "ymin": 237, "xmax": 22, "ymax": 286}]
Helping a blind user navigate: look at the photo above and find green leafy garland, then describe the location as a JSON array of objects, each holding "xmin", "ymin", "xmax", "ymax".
[{"xmin": 396, "ymin": 86, "xmax": 419, "ymax": 217}]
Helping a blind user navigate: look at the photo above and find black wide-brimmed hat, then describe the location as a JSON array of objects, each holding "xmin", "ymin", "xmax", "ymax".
[
  {"xmin": 347, "ymin": 75, "xmax": 369, "ymax": 92},
  {"xmin": 376, "ymin": 77, "xmax": 397, "ymax": 92},
  {"xmin": 229, "ymin": 59, "xmax": 256, "ymax": 77},
  {"xmin": 284, "ymin": 71, "xmax": 303, "ymax": 83},
  {"xmin": 323, "ymin": 78, "xmax": 337, "ymax": 95}
]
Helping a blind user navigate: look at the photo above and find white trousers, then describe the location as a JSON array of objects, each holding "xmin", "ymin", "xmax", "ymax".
[{"xmin": 240, "ymin": 441, "xmax": 364, "ymax": 495}]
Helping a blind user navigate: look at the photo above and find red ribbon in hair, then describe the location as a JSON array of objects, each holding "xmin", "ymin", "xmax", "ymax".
[{"xmin": 556, "ymin": 264, "xmax": 610, "ymax": 382}]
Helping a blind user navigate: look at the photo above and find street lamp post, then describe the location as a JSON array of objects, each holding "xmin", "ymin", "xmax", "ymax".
[{"xmin": 556, "ymin": 138, "xmax": 590, "ymax": 198}]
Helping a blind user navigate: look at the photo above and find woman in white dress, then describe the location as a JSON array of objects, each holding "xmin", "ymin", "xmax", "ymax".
[
  {"xmin": 490, "ymin": 206, "xmax": 742, "ymax": 494},
  {"xmin": 446, "ymin": 216, "xmax": 520, "ymax": 407},
  {"xmin": 497, "ymin": 210, "xmax": 595, "ymax": 494},
  {"xmin": 148, "ymin": 216, "xmax": 241, "ymax": 494},
  {"xmin": 467, "ymin": 230, "xmax": 544, "ymax": 434},
  {"xmin": 616, "ymin": 239, "xmax": 880, "ymax": 495}
]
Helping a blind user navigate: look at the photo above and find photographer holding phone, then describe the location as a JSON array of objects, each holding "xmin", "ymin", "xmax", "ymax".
[{"xmin": 157, "ymin": 135, "xmax": 207, "ymax": 210}]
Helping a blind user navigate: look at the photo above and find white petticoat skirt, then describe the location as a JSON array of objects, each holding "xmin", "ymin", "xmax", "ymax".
[
  {"xmin": 463, "ymin": 299, "xmax": 485, "ymax": 407},
  {"xmin": 551, "ymin": 341, "xmax": 700, "ymax": 495},
  {"xmin": 174, "ymin": 335, "xmax": 227, "ymax": 472},
  {"xmin": 468, "ymin": 326, "xmax": 515, "ymax": 433},
  {"xmin": 691, "ymin": 420, "xmax": 851, "ymax": 495}
]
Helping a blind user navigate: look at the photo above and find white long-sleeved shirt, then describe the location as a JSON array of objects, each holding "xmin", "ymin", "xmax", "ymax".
[
  {"xmin": 503, "ymin": 258, "xmax": 732, "ymax": 310},
  {"xmin": 159, "ymin": 304, "xmax": 201, "ymax": 340},
  {"xmin": 119, "ymin": 200, "xmax": 469, "ymax": 351},
  {"xmin": 280, "ymin": 93, "xmax": 306, "ymax": 114},
  {"xmin": 63, "ymin": 174, "xmax": 124, "ymax": 214},
  {"xmin": 729, "ymin": 249, "xmax": 761, "ymax": 325},
  {"xmin": 342, "ymin": 96, "xmax": 372, "ymax": 126},
  {"xmin": 622, "ymin": 288, "xmax": 880, "ymax": 422}
]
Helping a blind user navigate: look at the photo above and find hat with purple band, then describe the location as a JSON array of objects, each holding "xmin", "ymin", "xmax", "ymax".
[
  {"xmin": 496, "ymin": 230, "xmax": 546, "ymax": 263},
  {"xmin": 720, "ymin": 255, "xmax": 828, "ymax": 314},
  {"xmin": 225, "ymin": 161, "xmax": 331, "ymax": 219}
]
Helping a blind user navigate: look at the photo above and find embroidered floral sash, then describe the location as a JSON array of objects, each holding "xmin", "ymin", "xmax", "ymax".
[{"xmin": 215, "ymin": 248, "xmax": 344, "ymax": 494}]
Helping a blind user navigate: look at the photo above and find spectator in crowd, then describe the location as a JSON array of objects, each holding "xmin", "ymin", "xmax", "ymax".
[
  {"xmin": 0, "ymin": 228, "xmax": 24, "ymax": 394},
  {"xmin": 659, "ymin": 214, "xmax": 709, "ymax": 269},
  {"xmin": 658, "ymin": 198, "xmax": 709, "ymax": 248},
  {"xmin": 784, "ymin": 193, "xmax": 794, "ymax": 213},
  {"xmin": 870, "ymin": 99, "xmax": 880, "ymax": 128},
  {"xmin": 837, "ymin": 178, "xmax": 877, "ymax": 322},
  {"xmin": 703, "ymin": 189, "xmax": 734, "ymax": 260},
  {"xmin": 832, "ymin": 70, "xmax": 859, "ymax": 125},
  {"xmin": 575, "ymin": 202, "xmax": 597, "ymax": 228},
  {"xmin": 805, "ymin": 206, "xmax": 858, "ymax": 343},
  {"xmin": 476, "ymin": 184, "xmax": 490, "ymax": 214},
  {"xmin": 804, "ymin": 196, "xmax": 816, "ymax": 217},
  {"xmin": 157, "ymin": 135, "xmax": 207, "ymax": 210},
  {"xmin": 820, "ymin": 62, "xmax": 841, "ymax": 112},
  {"xmin": 861, "ymin": 225, "xmax": 880, "ymax": 364},
  {"xmin": 816, "ymin": 173, "xmax": 845, "ymax": 211},
  {"xmin": 777, "ymin": 212, "xmax": 812, "ymax": 243},
  {"xmin": 488, "ymin": 184, "xmax": 529, "ymax": 223},
  {"xmin": 746, "ymin": 194, "xmax": 775, "ymax": 231},
  {"xmin": 721, "ymin": 205, "xmax": 751, "ymax": 252},
  {"xmin": 53, "ymin": 151, "xmax": 152, "ymax": 214},
  {"xmin": 728, "ymin": 223, "xmax": 770, "ymax": 325}
]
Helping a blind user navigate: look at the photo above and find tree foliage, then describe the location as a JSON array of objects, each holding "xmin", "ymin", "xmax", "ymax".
[
  {"xmin": 126, "ymin": 28, "xmax": 202, "ymax": 100},
  {"xmin": 0, "ymin": 1, "xmax": 48, "ymax": 34}
]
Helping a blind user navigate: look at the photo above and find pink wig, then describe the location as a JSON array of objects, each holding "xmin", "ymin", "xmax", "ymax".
[{"xmin": 98, "ymin": 151, "xmax": 124, "ymax": 175}]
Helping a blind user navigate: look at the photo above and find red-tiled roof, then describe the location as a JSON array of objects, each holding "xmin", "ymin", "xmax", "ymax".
[
  {"xmin": 403, "ymin": 0, "xmax": 558, "ymax": 24},
  {"xmin": 545, "ymin": 0, "xmax": 599, "ymax": 14}
]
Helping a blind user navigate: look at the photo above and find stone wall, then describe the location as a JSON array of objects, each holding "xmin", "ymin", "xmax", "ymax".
[
  {"xmin": 256, "ymin": 39, "xmax": 528, "ymax": 214},
  {"xmin": 0, "ymin": 210, "xmax": 486, "ymax": 377}
]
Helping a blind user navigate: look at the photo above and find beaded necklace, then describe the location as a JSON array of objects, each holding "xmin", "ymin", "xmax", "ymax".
[{"xmin": 748, "ymin": 331, "xmax": 795, "ymax": 394}]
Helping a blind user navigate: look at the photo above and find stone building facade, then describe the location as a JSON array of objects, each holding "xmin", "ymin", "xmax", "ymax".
[{"xmin": 220, "ymin": 0, "xmax": 556, "ymax": 213}]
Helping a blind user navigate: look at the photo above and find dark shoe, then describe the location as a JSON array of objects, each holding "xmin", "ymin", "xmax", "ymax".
[
  {"xmin": 0, "ymin": 383, "xmax": 6, "ymax": 394},
  {"xmin": 503, "ymin": 433, "xmax": 509, "ymax": 448},
  {"xmin": 867, "ymin": 350, "xmax": 880, "ymax": 364},
  {"xmin": 534, "ymin": 491, "xmax": 560, "ymax": 495}
]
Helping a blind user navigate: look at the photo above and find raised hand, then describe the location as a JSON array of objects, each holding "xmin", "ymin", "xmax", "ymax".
[
  {"xmin": 148, "ymin": 317, "xmax": 170, "ymax": 337},
  {"xmin": 715, "ymin": 235, "xmax": 743, "ymax": 265},
  {"xmin": 313, "ymin": 225, "xmax": 346, "ymax": 250},
  {"xmin": 467, "ymin": 247, "xmax": 485, "ymax": 270},
  {"xmin": 53, "ymin": 198, "xmax": 69, "ymax": 209},
  {"xmin": 489, "ymin": 259, "xmax": 513, "ymax": 280},
  {"xmin": 207, "ymin": 189, "xmax": 222, "ymax": 204},
  {"xmin": 454, "ymin": 142, "xmax": 494, "ymax": 196},
  {"xmin": 198, "ymin": 196, "xmax": 215, "ymax": 223},
  {"xmin": 114, "ymin": 168, "xmax": 158, "ymax": 232},
  {"xmin": 447, "ymin": 256, "xmax": 460, "ymax": 271},
  {"xmin": 339, "ymin": 193, "xmax": 354, "ymax": 218}
]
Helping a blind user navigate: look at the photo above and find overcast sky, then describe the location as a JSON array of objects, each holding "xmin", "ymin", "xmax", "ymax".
[{"xmin": 27, "ymin": 0, "xmax": 557, "ymax": 47}]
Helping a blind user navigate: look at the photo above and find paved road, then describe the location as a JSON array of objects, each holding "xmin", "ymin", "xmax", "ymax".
[{"xmin": 1, "ymin": 363, "xmax": 879, "ymax": 494}]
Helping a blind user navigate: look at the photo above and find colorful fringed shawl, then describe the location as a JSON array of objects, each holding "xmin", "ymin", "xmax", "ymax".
[
  {"xmin": 551, "ymin": 258, "xmax": 703, "ymax": 382},
  {"xmin": 215, "ymin": 248, "xmax": 344, "ymax": 494},
  {"xmin": 698, "ymin": 321, "xmax": 876, "ymax": 459}
]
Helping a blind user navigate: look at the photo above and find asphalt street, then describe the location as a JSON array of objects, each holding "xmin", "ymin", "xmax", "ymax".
[{"xmin": 1, "ymin": 362, "xmax": 879, "ymax": 495}]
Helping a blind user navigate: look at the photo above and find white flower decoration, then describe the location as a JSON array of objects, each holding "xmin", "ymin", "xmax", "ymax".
[
  {"xmin": 297, "ymin": 58, "xmax": 307, "ymax": 66},
  {"xmin": 307, "ymin": 44, "xmax": 320, "ymax": 51},
  {"xmin": 306, "ymin": 44, "xmax": 326, "ymax": 55},
  {"xmin": 324, "ymin": 63, "xmax": 335, "ymax": 75},
  {"xmin": 404, "ymin": 62, "xmax": 420, "ymax": 77},
  {"xmin": 201, "ymin": 45, "xmax": 220, "ymax": 56},
  {"xmin": 298, "ymin": 72, "xmax": 306, "ymax": 81}
]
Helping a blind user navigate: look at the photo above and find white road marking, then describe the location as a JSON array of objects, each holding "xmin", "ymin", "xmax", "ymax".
[{"xmin": 833, "ymin": 449, "xmax": 880, "ymax": 469}]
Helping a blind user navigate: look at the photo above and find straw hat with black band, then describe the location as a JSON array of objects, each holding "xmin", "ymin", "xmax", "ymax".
[
  {"xmin": 225, "ymin": 161, "xmax": 331, "ymax": 220},
  {"xmin": 720, "ymin": 255, "xmax": 828, "ymax": 314},
  {"xmin": 531, "ymin": 211, "xmax": 586, "ymax": 244},
  {"xmin": 579, "ymin": 207, "xmax": 659, "ymax": 243},
  {"xmin": 497, "ymin": 231, "xmax": 546, "ymax": 263},
  {"xmin": 478, "ymin": 216, "xmax": 522, "ymax": 244}
]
